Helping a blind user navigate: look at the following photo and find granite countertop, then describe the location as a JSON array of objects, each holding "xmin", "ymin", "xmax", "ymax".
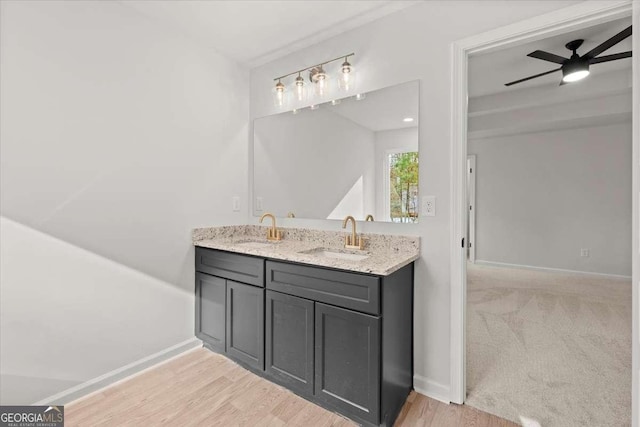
[{"xmin": 192, "ymin": 225, "xmax": 420, "ymax": 276}]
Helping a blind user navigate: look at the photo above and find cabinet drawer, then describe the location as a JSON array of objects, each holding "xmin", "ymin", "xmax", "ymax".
[
  {"xmin": 196, "ymin": 247, "xmax": 264, "ymax": 287},
  {"xmin": 266, "ymin": 261, "xmax": 380, "ymax": 315}
]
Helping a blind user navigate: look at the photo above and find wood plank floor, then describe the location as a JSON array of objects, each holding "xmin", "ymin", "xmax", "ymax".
[{"xmin": 66, "ymin": 348, "xmax": 518, "ymax": 427}]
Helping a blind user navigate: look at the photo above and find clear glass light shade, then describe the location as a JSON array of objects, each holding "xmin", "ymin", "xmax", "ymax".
[
  {"xmin": 313, "ymin": 74, "xmax": 329, "ymax": 97},
  {"xmin": 338, "ymin": 61, "xmax": 356, "ymax": 91},
  {"xmin": 291, "ymin": 75, "xmax": 307, "ymax": 102},
  {"xmin": 272, "ymin": 81, "xmax": 288, "ymax": 108}
]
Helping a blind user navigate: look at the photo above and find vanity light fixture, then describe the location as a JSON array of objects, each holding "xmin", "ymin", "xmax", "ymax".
[{"xmin": 272, "ymin": 53, "xmax": 355, "ymax": 108}]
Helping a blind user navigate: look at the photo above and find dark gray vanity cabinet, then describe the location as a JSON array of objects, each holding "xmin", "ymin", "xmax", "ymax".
[
  {"xmin": 265, "ymin": 290, "xmax": 314, "ymax": 398},
  {"xmin": 265, "ymin": 260, "xmax": 413, "ymax": 427},
  {"xmin": 195, "ymin": 273, "xmax": 226, "ymax": 352},
  {"xmin": 195, "ymin": 248, "xmax": 265, "ymax": 371},
  {"xmin": 195, "ymin": 246, "xmax": 414, "ymax": 427},
  {"xmin": 315, "ymin": 302, "xmax": 381, "ymax": 424},
  {"xmin": 227, "ymin": 281, "xmax": 264, "ymax": 370}
]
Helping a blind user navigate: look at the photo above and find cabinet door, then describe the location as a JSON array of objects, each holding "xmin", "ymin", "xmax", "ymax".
[
  {"xmin": 265, "ymin": 290, "xmax": 314, "ymax": 398},
  {"xmin": 195, "ymin": 273, "xmax": 226, "ymax": 352},
  {"xmin": 226, "ymin": 281, "xmax": 265, "ymax": 370},
  {"xmin": 315, "ymin": 303, "xmax": 380, "ymax": 424}
]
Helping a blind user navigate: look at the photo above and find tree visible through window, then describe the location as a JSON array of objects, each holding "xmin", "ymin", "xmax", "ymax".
[{"xmin": 389, "ymin": 152, "xmax": 419, "ymax": 223}]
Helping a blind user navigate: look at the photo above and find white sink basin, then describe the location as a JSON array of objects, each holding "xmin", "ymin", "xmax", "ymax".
[
  {"xmin": 301, "ymin": 248, "xmax": 370, "ymax": 261},
  {"xmin": 234, "ymin": 240, "xmax": 276, "ymax": 249}
]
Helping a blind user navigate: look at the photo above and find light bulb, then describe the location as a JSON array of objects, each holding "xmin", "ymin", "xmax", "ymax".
[
  {"xmin": 331, "ymin": 99, "xmax": 341, "ymax": 106},
  {"xmin": 311, "ymin": 66, "xmax": 329, "ymax": 98},
  {"xmin": 355, "ymin": 93, "xmax": 366, "ymax": 101},
  {"xmin": 338, "ymin": 58, "xmax": 356, "ymax": 91},
  {"xmin": 293, "ymin": 74, "xmax": 306, "ymax": 102},
  {"xmin": 272, "ymin": 80, "xmax": 287, "ymax": 108},
  {"xmin": 315, "ymin": 74, "xmax": 328, "ymax": 97}
]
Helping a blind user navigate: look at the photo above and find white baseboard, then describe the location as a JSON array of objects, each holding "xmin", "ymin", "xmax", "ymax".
[
  {"xmin": 414, "ymin": 374, "xmax": 451, "ymax": 404},
  {"xmin": 33, "ymin": 337, "xmax": 202, "ymax": 406},
  {"xmin": 474, "ymin": 259, "xmax": 632, "ymax": 280}
]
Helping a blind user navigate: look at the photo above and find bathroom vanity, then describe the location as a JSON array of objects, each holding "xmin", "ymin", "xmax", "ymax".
[{"xmin": 193, "ymin": 225, "xmax": 419, "ymax": 427}]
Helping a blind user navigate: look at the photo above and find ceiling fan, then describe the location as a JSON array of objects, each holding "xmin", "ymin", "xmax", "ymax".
[{"xmin": 505, "ymin": 25, "xmax": 632, "ymax": 87}]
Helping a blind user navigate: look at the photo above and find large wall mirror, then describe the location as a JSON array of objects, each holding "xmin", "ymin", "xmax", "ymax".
[{"xmin": 253, "ymin": 80, "xmax": 419, "ymax": 223}]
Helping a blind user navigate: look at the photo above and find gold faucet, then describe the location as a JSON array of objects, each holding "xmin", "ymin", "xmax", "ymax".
[
  {"xmin": 342, "ymin": 215, "xmax": 364, "ymax": 250},
  {"xmin": 259, "ymin": 213, "xmax": 282, "ymax": 241},
  {"xmin": 365, "ymin": 214, "xmax": 374, "ymax": 222}
]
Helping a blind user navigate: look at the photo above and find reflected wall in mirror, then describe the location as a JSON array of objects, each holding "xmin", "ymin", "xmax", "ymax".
[{"xmin": 253, "ymin": 80, "xmax": 419, "ymax": 223}]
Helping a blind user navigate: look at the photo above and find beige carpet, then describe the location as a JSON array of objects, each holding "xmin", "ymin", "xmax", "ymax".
[{"xmin": 466, "ymin": 263, "xmax": 632, "ymax": 427}]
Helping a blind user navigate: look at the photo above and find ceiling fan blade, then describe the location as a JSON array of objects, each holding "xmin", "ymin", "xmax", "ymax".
[
  {"xmin": 527, "ymin": 50, "xmax": 567, "ymax": 64},
  {"xmin": 505, "ymin": 68, "xmax": 561, "ymax": 87},
  {"xmin": 589, "ymin": 51, "xmax": 632, "ymax": 64},
  {"xmin": 584, "ymin": 25, "xmax": 632, "ymax": 60}
]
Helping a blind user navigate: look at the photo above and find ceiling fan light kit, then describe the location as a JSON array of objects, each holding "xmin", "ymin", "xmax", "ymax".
[
  {"xmin": 505, "ymin": 25, "xmax": 632, "ymax": 87},
  {"xmin": 562, "ymin": 62, "xmax": 590, "ymax": 83}
]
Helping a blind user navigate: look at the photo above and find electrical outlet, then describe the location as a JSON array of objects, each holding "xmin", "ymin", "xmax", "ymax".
[
  {"xmin": 232, "ymin": 196, "xmax": 240, "ymax": 212},
  {"xmin": 580, "ymin": 248, "xmax": 590, "ymax": 257},
  {"xmin": 256, "ymin": 197, "xmax": 264, "ymax": 211},
  {"xmin": 422, "ymin": 196, "xmax": 436, "ymax": 217}
]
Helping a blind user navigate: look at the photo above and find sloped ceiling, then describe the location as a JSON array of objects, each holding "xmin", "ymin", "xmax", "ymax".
[{"xmin": 122, "ymin": 0, "xmax": 420, "ymax": 67}]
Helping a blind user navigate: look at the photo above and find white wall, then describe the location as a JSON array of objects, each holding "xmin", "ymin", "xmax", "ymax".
[
  {"xmin": 0, "ymin": 1, "xmax": 248, "ymax": 404},
  {"xmin": 249, "ymin": 0, "xmax": 579, "ymax": 400},
  {"xmin": 0, "ymin": 217, "xmax": 195, "ymax": 405},
  {"xmin": 468, "ymin": 122, "xmax": 632, "ymax": 276},
  {"xmin": 254, "ymin": 108, "xmax": 375, "ymax": 219}
]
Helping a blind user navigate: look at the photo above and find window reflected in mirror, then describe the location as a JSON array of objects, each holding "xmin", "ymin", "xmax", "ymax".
[{"xmin": 388, "ymin": 151, "xmax": 419, "ymax": 223}]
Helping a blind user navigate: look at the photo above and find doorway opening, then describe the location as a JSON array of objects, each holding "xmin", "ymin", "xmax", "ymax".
[{"xmin": 450, "ymin": 2, "xmax": 637, "ymax": 426}]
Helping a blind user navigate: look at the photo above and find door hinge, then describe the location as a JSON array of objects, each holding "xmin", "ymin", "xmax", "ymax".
[
  {"xmin": 469, "ymin": 205, "xmax": 472, "ymax": 211},
  {"xmin": 469, "ymin": 168, "xmax": 473, "ymax": 173},
  {"xmin": 461, "ymin": 238, "xmax": 465, "ymax": 248}
]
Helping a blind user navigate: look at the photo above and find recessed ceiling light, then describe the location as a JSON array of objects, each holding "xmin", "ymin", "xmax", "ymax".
[{"xmin": 403, "ymin": 117, "xmax": 414, "ymax": 122}]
